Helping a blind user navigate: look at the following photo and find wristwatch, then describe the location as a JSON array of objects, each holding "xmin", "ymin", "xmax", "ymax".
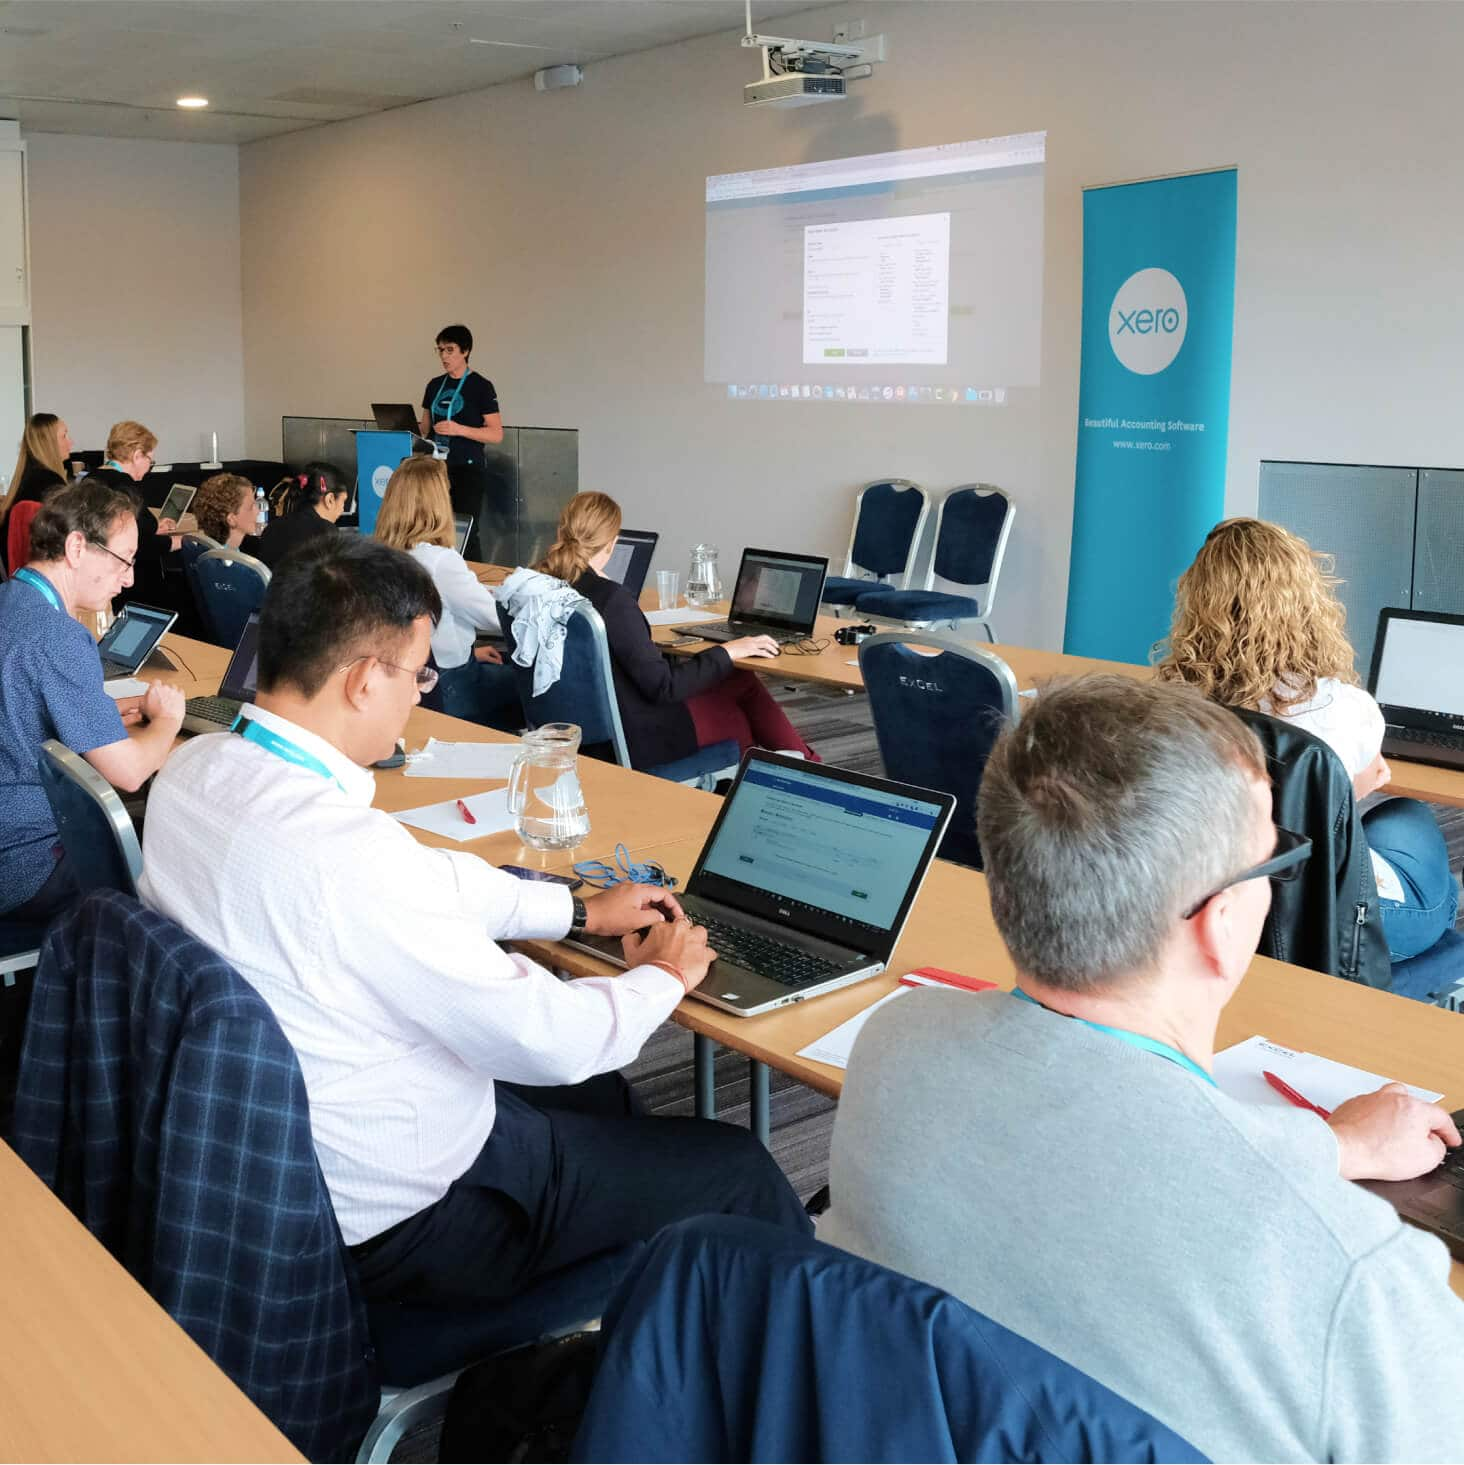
[{"xmin": 568, "ymin": 896, "xmax": 589, "ymax": 937}]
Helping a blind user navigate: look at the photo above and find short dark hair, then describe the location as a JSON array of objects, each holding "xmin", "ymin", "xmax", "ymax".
[
  {"xmin": 29, "ymin": 480, "xmax": 137, "ymax": 562},
  {"xmin": 257, "ymin": 534, "xmax": 442, "ymax": 698},
  {"xmin": 435, "ymin": 323, "xmax": 473, "ymax": 356}
]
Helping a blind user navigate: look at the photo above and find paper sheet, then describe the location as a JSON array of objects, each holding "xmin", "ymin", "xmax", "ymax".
[
  {"xmin": 403, "ymin": 737, "xmax": 521, "ymax": 780},
  {"xmin": 103, "ymin": 677, "xmax": 148, "ymax": 699},
  {"xmin": 392, "ymin": 788, "xmax": 516, "ymax": 842},
  {"xmin": 796, "ymin": 988, "xmax": 912, "ymax": 1070},
  {"xmin": 1213, "ymin": 1035, "xmax": 1443, "ymax": 1112},
  {"xmin": 645, "ymin": 607, "xmax": 721, "ymax": 626}
]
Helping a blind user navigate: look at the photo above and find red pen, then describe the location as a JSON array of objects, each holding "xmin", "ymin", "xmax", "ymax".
[
  {"xmin": 1263, "ymin": 1069, "xmax": 1332, "ymax": 1120},
  {"xmin": 456, "ymin": 799, "xmax": 477, "ymax": 825}
]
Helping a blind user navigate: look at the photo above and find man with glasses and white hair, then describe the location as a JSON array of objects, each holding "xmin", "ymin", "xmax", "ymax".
[
  {"xmin": 0, "ymin": 480, "xmax": 185, "ymax": 922},
  {"xmin": 822, "ymin": 675, "xmax": 1464, "ymax": 1463},
  {"xmin": 141, "ymin": 534, "xmax": 810, "ymax": 1326}
]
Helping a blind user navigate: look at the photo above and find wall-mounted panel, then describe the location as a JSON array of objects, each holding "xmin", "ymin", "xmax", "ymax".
[{"xmin": 1413, "ymin": 470, "xmax": 1464, "ymax": 617}]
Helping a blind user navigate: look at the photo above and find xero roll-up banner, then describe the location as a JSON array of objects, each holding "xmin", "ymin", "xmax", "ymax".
[{"xmin": 1063, "ymin": 168, "xmax": 1237, "ymax": 664}]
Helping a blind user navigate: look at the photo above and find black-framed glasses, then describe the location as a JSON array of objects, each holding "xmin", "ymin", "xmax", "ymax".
[
  {"xmin": 338, "ymin": 655, "xmax": 439, "ymax": 693},
  {"xmin": 87, "ymin": 538, "xmax": 136, "ymax": 571},
  {"xmin": 1182, "ymin": 825, "xmax": 1312, "ymax": 920}
]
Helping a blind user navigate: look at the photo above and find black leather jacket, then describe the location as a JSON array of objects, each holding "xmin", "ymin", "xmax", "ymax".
[{"xmin": 1231, "ymin": 708, "xmax": 1391, "ymax": 989}]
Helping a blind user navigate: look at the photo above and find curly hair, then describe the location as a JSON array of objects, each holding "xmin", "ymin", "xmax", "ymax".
[
  {"xmin": 1152, "ymin": 518, "xmax": 1358, "ymax": 714},
  {"xmin": 193, "ymin": 472, "xmax": 254, "ymax": 543}
]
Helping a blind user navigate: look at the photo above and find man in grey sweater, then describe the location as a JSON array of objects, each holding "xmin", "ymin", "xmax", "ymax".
[{"xmin": 821, "ymin": 676, "xmax": 1464, "ymax": 1463}]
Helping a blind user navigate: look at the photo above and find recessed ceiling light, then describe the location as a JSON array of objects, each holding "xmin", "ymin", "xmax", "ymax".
[{"xmin": 176, "ymin": 96, "xmax": 209, "ymax": 109}]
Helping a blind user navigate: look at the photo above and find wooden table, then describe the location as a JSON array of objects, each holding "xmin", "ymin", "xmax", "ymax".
[{"xmin": 0, "ymin": 1142, "xmax": 301, "ymax": 1463}]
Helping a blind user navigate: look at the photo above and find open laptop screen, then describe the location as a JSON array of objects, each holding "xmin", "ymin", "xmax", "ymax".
[
  {"xmin": 453, "ymin": 513, "xmax": 474, "ymax": 555},
  {"xmin": 690, "ymin": 754, "xmax": 951, "ymax": 954},
  {"xmin": 728, "ymin": 548, "xmax": 828, "ymax": 632},
  {"xmin": 602, "ymin": 530, "xmax": 658, "ymax": 599},
  {"xmin": 1370, "ymin": 611, "xmax": 1464, "ymax": 721},
  {"xmin": 219, "ymin": 611, "xmax": 263, "ymax": 703},
  {"xmin": 97, "ymin": 602, "xmax": 175, "ymax": 672}
]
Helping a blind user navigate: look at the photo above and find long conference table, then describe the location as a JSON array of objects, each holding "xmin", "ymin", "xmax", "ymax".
[{"xmin": 14, "ymin": 609, "xmax": 1464, "ymax": 1459}]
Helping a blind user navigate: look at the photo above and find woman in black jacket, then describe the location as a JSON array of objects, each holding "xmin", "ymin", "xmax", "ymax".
[
  {"xmin": 541, "ymin": 492, "xmax": 817, "ymax": 771},
  {"xmin": 85, "ymin": 419, "xmax": 184, "ymax": 613},
  {"xmin": 1, "ymin": 412, "xmax": 72, "ymax": 571}
]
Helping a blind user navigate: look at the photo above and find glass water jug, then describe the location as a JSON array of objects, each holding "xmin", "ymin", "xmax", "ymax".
[
  {"xmin": 507, "ymin": 723, "xmax": 591, "ymax": 851},
  {"xmin": 686, "ymin": 543, "xmax": 723, "ymax": 607}
]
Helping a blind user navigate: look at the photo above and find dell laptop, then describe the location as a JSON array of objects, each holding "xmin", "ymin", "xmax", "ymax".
[
  {"xmin": 603, "ymin": 529, "xmax": 658, "ymax": 599},
  {"xmin": 564, "ymin": 749, "xmax": 954, "ymax": 1016},
  {"xmin": 181, "ymin": 610, "xmax": 261, "ymax": 734},
  {"xmin": 97, "ymin": 602, "xmax": 177, "ymax": 676},
  {"xmin": 674, "ymin": 547, "xmax": 828, "ymax": 644},
  {"xmin": 1361, "ymin": 1113, "xmax": 1464, "ymax": 1260},
  {"xmin": 1367, "ymin": 608, "xmax": 1464, "ymax": 770}
]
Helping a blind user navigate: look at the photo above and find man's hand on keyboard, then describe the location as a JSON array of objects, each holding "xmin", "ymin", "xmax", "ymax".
[
  {"xmin": 624, "ymin": 917, "xmax": 716, "ymax": 990},
  {"xmin": 581, "ymin": 880, "xmax": 682, "ymax": 936}
]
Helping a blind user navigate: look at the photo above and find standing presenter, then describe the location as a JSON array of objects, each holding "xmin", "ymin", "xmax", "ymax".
[{"xmin": 420, "ymin": 323, "xmax": 502, "ymax": 562}]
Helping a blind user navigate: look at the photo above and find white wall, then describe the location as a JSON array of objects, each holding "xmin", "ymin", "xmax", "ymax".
[
  {"xmin": 26, "ymin": 133, "xmax": 245, "ymax": 465},
  {"xmin": 233, "ymin": 1, "xmax": 1464, "ymax": 652}
]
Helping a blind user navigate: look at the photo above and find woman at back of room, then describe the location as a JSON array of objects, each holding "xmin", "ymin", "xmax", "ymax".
[
  {"xmin": 1, "ymin": 413, "xmax": 71, "ymax": 572},
  {"xmin": 256, "ymin": 461, "xmax": 350, "ymax": 572}
]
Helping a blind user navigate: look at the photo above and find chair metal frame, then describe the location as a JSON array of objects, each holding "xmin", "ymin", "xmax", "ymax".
[
  {"xmin": 859, "ymin": 484, "xmax": 1015, "ymax": 642},
  {"xmin": 37, "ymin": 740, "xmax": 143, "ymax": 897},
  {"xmin": 825, "ymin": 478, "xmax": 932, "ymax": 614}
]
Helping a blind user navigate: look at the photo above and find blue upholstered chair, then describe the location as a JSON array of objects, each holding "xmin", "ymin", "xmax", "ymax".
[
  {"xmin": 190, "ymin": 546, "xmax": 270, "ymax": 649},
  {"xmin": 502, "ymin": 599, "xmax": 738, "ymax": 786},
  {"xmin": 821, "ymin": 479, "xmax": 930, "ymax": 611},
  {"xmin": 36, "ymin": 740, "xmax": 143, "ymax": 898},
  {"xmin": 859, "ymin": 633, "xmax": 1019, "ymax": 869},
  {"xmin": 855, "ymin": 484, "xmax": 1014, "ymax": 642}
]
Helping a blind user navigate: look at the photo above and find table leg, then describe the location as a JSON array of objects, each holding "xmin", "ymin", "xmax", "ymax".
[
  {"xmin": 694, "ymin": 1032, "xmax": 717, "ymax": 1119},
  {"xmin": 749, "ymin": 1059, "xmax": 771, "ymax": 1148}
]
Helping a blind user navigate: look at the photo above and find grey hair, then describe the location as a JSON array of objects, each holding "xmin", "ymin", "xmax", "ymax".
[{"xmin": 977, "ymin": 674, "xmax": 1267, "ymax": 993}]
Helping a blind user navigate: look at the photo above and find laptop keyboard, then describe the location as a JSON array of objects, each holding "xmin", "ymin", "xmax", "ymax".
[
  {"xmin": 1435, "ymin": 1145, "xmax": 1464, "ymax": 1189},
  {"xmin": 185, "ymin": 695, "xmax": 241, "ymax": 727},
  {"xmin": 689, "ymin": 621, "xmax": 805, "ymax": 644},
  {"xmin": 695, "ymin": 914, "xmax": 843, "ymax": 988},
  {"xmin": 1387, "ymin": 725, "xmax": 1464, "ymax": 753}
]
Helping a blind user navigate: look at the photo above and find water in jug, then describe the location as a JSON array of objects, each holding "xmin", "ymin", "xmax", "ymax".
[
  {"xmin": 686, "ymin": 544, "xmax": 723, "ymax": 607},
  {"xmin": 507, "ymin": 723, "xmax": 591, "ymax": 850}
]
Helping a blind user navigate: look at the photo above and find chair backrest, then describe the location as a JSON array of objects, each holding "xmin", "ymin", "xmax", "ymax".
[
  {"xmin": 1229, "ymin": 708, "xmax": 1391, "ymax": 988},
  {"xmin": 927, "ymin": 485, "xmax": 1015, "ymax": 613},
  {"xmin": 36, "ymin": 740, "xmax": 143, "ymax": 897},
  {"xmin": 7, "ymin": 498, "xmax": 41, "ymax": 574},
  {"xmin": 180, "ymin": 530, "xmax": 221, "ymax": 570},
  {"xmin": 191, "ymin": 547, "xmax": 270, "ymax": 648},
  {"xmin": 859, "ymin": 633, "xmax": 1018, "ymax": 868},
  {"xmin": 845, "ymin": 479, "xmax": 930, "ymax": 585},
  {"xmin": 501, "ymin": 599, "xmax": 631, "ymax": 766}
]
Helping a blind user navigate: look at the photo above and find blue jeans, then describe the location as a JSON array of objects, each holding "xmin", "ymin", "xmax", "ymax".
[
  {"xmin": 436, "ymin": 656, "xmax": 522, "ymax": 733},
  {"xmin": 1362, "ymin": 797, "xmax": 1458, "ymax": 962}
]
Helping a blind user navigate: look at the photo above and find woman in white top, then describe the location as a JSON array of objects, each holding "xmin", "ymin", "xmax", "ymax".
[
  {"xmin": 1155, "ymin": 517, "xmax": 1457, "ymax": 973},
  {"xmin": 375, "ymin": 456, "xmax": 520, "ymax": 731}
]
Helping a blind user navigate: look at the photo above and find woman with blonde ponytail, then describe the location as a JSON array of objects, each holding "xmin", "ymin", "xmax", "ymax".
[{"xmin": 537, "ymin": 492, "xmax": 817, "ymax": 772}]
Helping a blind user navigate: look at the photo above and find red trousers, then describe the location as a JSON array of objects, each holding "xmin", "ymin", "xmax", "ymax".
[{"xmin": 685, "ymin": 669, "xmax": 819, "ymax": 761}]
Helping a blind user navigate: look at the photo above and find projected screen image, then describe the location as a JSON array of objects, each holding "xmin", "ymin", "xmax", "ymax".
[{"xmin": 706, "ymin": 131, "xmax": 1044, "ymax": 404}]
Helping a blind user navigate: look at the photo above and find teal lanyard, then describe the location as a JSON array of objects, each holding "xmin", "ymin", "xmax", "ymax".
[
  {"xmin": 233, "ymin": 716, "xmax": 348, "ymax": 793},
  {"xmin": 1011, "ymin": 987, "xmax": 1217, "ymax": 1087},
  {"xmin": 433, "ymin": 371, "xmax": 468, "ymax": 424},
  {"xmin": 14, "ymin": 567, "xmax": 63, "ymax": 612}
]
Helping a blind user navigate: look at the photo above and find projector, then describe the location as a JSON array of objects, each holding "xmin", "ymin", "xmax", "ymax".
[{"xmin": 743, "ymin": 73, "xmax": 846, "ymax": 107}]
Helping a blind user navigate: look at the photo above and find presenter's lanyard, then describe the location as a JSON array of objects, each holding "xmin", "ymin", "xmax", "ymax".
[
  {"xmin": 1010, "ymin": 987, "xmax": 1216, "ymax": 1087},
  {"xmin": 433, "ymin": 372, "xmax": 468, "ymax": 432},
  {"xmin": 13, "ymin": 568, "xmax": 63, "ymax": 613},
  {"xmin": 233, "ymin": 716, "xmax": 347, "ymax": 794}
]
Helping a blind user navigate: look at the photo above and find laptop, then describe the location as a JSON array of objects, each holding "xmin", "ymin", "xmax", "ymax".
[
  {"xmin": 1367, "ymin": 608, "xmax": 1464, "ymax": 770},
  {"xmin": 603, "ymin": 529, "xmax": 658, "ymax": 599},
  {"xmin": 181, "ymin": 610, "xmax": 262, "ymax": 734},
  {"xmin": 97, "ymin": 602, "xmax": 177, "ymax": 676},
  {"xmin": 1360, "ymin": 1114, "xmax": 1464, "ymax": 1259},
  {"xmin": 563, "ymin": 749, "xmax": 954, "ymax": 1016},
  {"xmin": 674, "ymin": 547, "xmax": 828, "ymax": 643},
  {"xmin": 152, "ymin": 481, "xmax": 196, "ymax": 525},
  {"xmin": 454, "ymin": 513, "xmax": 474, "ymax": 556},
  {"xmin": 371, "ymin": 403, "xmax": 420, "ymax": 433}
]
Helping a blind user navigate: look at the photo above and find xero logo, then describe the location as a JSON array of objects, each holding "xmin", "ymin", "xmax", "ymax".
[{"xmin": 1108, "ymin": 268, "xmax": 1187, "ymax": 375}]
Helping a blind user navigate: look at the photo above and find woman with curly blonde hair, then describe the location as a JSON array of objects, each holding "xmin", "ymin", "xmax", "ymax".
[{"xmin": 1156, "ymin": 517, "xmax": 1457, "ymax": 967}]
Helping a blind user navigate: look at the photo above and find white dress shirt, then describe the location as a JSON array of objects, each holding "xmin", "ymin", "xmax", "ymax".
[
  {"xmin": 411, "ymin": 542, "xmax": 503, "ymax": 671},
  {"xmin": 138, "ymin": 706, "xmax": 682, "ymax": 1244}
]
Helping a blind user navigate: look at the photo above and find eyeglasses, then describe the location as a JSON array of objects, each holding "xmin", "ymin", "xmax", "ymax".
[
  {"xmin": 573, "ymin": 843, "xmax": 678, "ymax": 891},
  {"xmin": 1182, "ymin": 825, "xmax": 1312, "ymax": 920},
  {"xmin": 338, "ymin": 655, "xmax": 439, "ymax": 693},
  {"xmin": 87, "ymin": 539, "xmax": 136, "ymax": 572}
]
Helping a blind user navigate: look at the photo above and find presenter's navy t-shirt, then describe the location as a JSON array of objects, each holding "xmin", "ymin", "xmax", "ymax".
[
  {"xmin": 421, "ymin": 371, "xmax": 500, "ymax": 468},
  {"xmin": 0, "ymin": 575, "xmax": 126, "ymax": 910}
]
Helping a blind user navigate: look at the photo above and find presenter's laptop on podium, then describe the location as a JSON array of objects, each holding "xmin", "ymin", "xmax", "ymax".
[
  {"xmin": 371, "ymin": 403, "xmax": 420, "ymax": 433},
  {"xmin": 1367, "ymin": 608, "xmax": 1464, "ymax": 770},
  {"xmin": 562, "ymin": 750, "xmax": 954, "ymax": 1017},
  {"xmin": 603, "ymin": 530, "xmax": 658, "ymax": 599},
  {"xmin": 675, "ymin": 547, "xmax": 828, "ymax": 644},
  {"xmin": 181, "ymin": 611, "xmax": 262, "ymax": 734},
  {"xmin": 97, "ymin": 602, "xmax": 177, "ymax": 676}
]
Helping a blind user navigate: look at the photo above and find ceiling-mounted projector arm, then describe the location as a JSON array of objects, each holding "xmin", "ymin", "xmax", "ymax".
[{"xmin": 739, "ymin": 32, "xmax": 868, "ymax": 64}]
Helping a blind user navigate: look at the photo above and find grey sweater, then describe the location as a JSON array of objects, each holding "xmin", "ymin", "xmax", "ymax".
[{"xmin": 820, "ymin": 989, "xmax": 1464, "ymax": 1463}]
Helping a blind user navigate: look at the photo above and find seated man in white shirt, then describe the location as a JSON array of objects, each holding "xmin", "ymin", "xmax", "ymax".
[
  {"xmin": 140, "ymin": 534, "xmax": 809, "ymax": 1318},
  {"xmin": 820, "ymin": 675, "xmax": 1464, "ymax": 1464}
]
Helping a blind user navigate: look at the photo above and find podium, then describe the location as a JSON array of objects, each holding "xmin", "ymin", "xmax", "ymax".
[{"xmin": 352, "ymin": 430, "xmax": 413, "ymax": 535}]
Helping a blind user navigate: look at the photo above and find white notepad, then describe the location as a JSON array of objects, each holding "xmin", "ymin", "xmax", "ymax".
[
  {"xmin": 796, "ymin": 988, "xmax": 913, "ymax": 1070},
  {"xmin": 1213, "ymin": 1035, "xmax": 1443, "ymax": 1112},
  {"xmin": 392, "ymin": 789, "xmax": 516, "ymax": 842},
  {"xmin": 645, "ymin": 607, "xmax": 721, "ymax": 626},
  {"xmin": 403, "ymin": 737, "xmax": 521, "ymax": 780}
]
